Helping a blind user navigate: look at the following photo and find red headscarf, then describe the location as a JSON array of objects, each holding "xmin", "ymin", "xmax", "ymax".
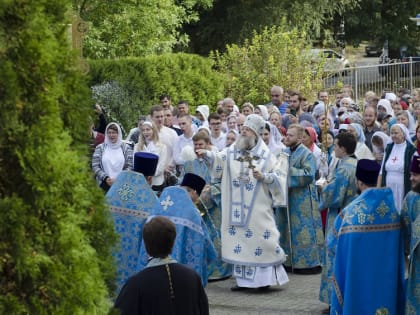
[{"xmin": 305, "ymin": 127, "xmax": 318, "ymax": 152}]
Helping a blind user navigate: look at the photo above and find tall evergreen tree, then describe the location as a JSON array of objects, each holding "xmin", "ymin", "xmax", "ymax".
[{"xmin": 0, "ymin": 1, "xmax": 117, "ymax": 313}]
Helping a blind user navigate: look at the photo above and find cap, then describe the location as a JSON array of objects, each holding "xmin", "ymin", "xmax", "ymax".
[
  {"xmin": 133, "ymin": 152, "xmax": 159, "ymax": 176},
  {"xmin": 410, "ymin": 155, "xmax": 420, "ymax": 174},
  {"xmin": 181, "ymin": 173, "xmax": 206, "ymax": 196},
  {"xmin": 356, "ymin": 159, "xmax": 381, "ymax": 185}
]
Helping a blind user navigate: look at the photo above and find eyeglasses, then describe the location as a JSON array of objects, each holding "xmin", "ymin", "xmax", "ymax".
[{"xmin": 271, "ymin": 94, "xmax": 280, "ymax": 97}]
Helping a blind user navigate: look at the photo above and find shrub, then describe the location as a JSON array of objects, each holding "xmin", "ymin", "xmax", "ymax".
[
  {"xmin": 88, "ymin": 53, "xmax": 225, "ymax": 132},
  {"xmin": 211, "ymin": 25, "xmax": 325, "ymax": 105},
  {"xmin": 0, "ymin": 1, "xmax": 117, "ymax": 313}
]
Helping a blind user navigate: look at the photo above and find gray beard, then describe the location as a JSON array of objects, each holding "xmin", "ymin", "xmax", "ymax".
[{"xmin": 236, "ymin": 134, "xmax": 257, "ymax": 151}]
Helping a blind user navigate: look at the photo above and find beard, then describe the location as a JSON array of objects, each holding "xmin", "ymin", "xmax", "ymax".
[{"xmin": 236, "ymin": 134, "xmax": 257, "ymax": 151}]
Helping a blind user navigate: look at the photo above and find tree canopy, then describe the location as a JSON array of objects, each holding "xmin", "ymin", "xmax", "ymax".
[
  {"xmin": 185, "ymin": 0, "xmax": 358, "ymax": 55},
  {"xmin": 76, "ymin": 0, "xmax": 213, "ymax": 59}
]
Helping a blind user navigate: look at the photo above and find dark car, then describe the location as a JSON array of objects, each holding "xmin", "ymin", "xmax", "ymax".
[{"xmin": 365, "ymin": 44, "xmax": 382, "ymax": 57}]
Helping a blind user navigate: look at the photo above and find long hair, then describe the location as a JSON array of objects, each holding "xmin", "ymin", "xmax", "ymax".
[{"xmin": 135, "ymin": 121, "xmax": 159, "ymax": 151}]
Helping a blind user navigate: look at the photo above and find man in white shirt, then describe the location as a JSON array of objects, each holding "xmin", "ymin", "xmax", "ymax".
[
  {"xmin": 150, "ymin": 105, "xmax": 178, "ymax": 172},
  {"xmin": 208, "ymin": 113, "xmax": 226, "ymax": 151},
  {"xmin": 173, "ymin": 113, "xmax": 195, "ymax": 170}
]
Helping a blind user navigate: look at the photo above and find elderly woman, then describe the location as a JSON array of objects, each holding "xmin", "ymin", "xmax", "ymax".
[
  {"xmin": 347, "ymin": 123, "xmax": 375, "ymax": 160},
  {"xmin": 378, "ymin": 123, "xmax": 416, "ymax": 213},
  {"xmin": 92, "ymin": 122, "xmax": 133, "ymax": 192}
]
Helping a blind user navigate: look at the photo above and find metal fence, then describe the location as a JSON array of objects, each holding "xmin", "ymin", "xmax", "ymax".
[{"xmin": 322, "ymin": 58, "xmax": 420, "ymax": 103}]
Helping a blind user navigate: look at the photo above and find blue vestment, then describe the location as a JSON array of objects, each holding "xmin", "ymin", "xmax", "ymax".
[
  {"xmin": 329, "ymin": 188, "xmax": 405, "ymax": 315},
  {"xmin": 106, "ymin": 171, "xmax": 159, "ymax": 293},
  {"xmin": 184, "ymin": 158, "xmax": 232, "ymax": 280},
  {"xmin": 318, "ymin": 156, "xmax": 358, "ymax": 303},
  {"xmin": 137, "ymin": 186, "xmax": 217, "ymax": 286},
  {"xmin": 401, "ymin": 191, "xmax": 420, "ymax": 314},
  {"xmin": 277, "ymin": 144, "xmax": 323, "ymax": 269}
]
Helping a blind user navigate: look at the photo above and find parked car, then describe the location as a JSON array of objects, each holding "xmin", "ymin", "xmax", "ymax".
[
  {"xmin": 365, "ymin": 44, "xmax": 382, "ymax": 57},
  {"xmin": 310, "ymin": 49, "xmax": 351, "ymax": 74}
]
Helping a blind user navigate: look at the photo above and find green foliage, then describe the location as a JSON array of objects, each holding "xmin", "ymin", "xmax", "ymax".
[
  {"xmin": 76, "ymin": 0, "xmax": 213, "ymax": 59},
  {"xmin": 212, "ymin": 26, "xmax": 325, "ymax": 105},
  {"xmin": 88, "ymin": 53, "xmax": 225, "ymax": 132},
  {"xmin": 0, "ymin": 1, "xmax": 117, "ymax": 313},
  {"xmin": 185, "ymin": 0, "xmax": 358, "ymax": 55},
  {"xmin": 345, "ymin": 0, "xmax": 420, "ymax": 55}
]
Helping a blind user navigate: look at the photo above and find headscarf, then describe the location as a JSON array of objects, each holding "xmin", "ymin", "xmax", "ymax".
[
  {"xmin": 104, "ymin": 122, "xmax": 123, "ymax": 149},
  {"xmin": 103, "ymin": 122, "xmax": 125, "ymax": 179},
  {"xmin": 377, "ymin": 99, "xmax": 394, "ymax": 117},
  {"xmin": 389, "ymin": 123, "xmax": 413, "ymax": 144},
  {"xmin": 371, "ymin": 131, "xmax": 389, "ymax": 154},
  {"xmin": 312, "ymin": 101, "xmax": 326, "ymax": 119},
  {"xmin": 349, "ymin": 123, "xmax": 366, "ymax": 143},
  {"xmin": 265, "ymin": 122, "xmax": 285, "ymax": 152},
  {"xmin": 304, "ymin": 127, "xmax": 318, "ymax": 152},
  {"xmin": 256, "ymin": 105, "xmax": 269, "ymax": 120},
  {"xmin": 196, "ymin": 105, "xmax": 210, "ymax": 122}
]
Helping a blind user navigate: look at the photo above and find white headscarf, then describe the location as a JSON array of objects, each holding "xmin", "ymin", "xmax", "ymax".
[
  {"xmin": 377, "ymin": 99, "xmax": 394, "ymax": 117},
  {"xmin": 103, "ymin": 122, "xmax": 125, "ymax": 179},
  {"xmin": 371, "ymin": 131, "xmax": 389, "ymax": 154},
  {"xmin": 389, "ymin": 123, "xmax": 413, "ymax": 144},
  {"xmin": 256, "ymin": 105, "xmax": 269, "ymax": 120},
  {"xmin": 104, "ymin": 122, "xmax": 123, "ymax": 148}
]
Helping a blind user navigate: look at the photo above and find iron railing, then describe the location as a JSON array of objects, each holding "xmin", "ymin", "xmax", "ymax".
[{"xmin": 322, "ymin": 58, "xmax": 420, "ymax": 104}]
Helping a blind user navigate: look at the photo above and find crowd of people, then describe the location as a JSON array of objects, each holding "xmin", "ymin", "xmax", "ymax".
[{"xmin": 90, "ymin": 86, "xmax": 420, "ymax": 314}]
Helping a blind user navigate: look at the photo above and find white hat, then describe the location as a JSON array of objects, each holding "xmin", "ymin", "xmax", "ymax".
[
  {"xmin": 196, "ymin": 105, "xmax": 209, "ymax": 121},
  {"xmin": 243, "ymin": 114, "xmax": 265, "ymax": 137},
  {"xmin": 385, "ymin": 92, "xmax": 397, "ymax": 102}
]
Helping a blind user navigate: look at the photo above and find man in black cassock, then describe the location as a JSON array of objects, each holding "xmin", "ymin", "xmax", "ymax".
[{"xmin": 113, "ymin": 216, "xmax": 209, "ymax": 315}]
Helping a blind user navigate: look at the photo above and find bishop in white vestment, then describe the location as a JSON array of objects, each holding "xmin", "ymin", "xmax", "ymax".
[{"xmin": 198, "ymin": 114, "xmax": 289, "ymax": 290}]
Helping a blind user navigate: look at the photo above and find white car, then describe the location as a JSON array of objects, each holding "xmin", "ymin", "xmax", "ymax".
[{"xmin": 310, "ymin": 49, "xmax": 351, "ymax": 73}]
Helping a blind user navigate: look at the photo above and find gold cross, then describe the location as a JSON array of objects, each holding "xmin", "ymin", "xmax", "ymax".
[{"xmin": 236, "ymin": 151, "xmax": 260, "ymax": 169}]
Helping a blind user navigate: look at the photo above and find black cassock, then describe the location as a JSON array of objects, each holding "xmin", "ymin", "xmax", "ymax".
[{"xmin": 113, "ymin": 263, "xmax": 209, "ymax": 315}]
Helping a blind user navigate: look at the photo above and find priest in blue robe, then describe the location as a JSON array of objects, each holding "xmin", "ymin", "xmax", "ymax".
[
  {"xmin": 318, "ymin": 132, "xmax": 358, "ymax": 304},
  {"xmin": 137, "ymin": 174, "xmax": 217, "ymax": 286},
  {"xmin": 278, "ymin": 124, "xmax": 324, "ymax": 273},
  {"xmin": 106, "ymin": 152, "xmax": 160, "ymax": 294},
  {"xmin": 401, "ymin": 155, "xmax": 420, "ymax": 314},
  {"xmin": 328, "ymin": 159, "xmax": 405, "ymax": 315}
]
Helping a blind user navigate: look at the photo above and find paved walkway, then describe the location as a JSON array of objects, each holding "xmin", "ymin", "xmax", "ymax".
[{"xmin": 206, "ymin": 272, "xmax": 328, "ymax": 315}]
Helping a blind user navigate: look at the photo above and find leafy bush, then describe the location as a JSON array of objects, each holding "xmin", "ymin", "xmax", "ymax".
[
  {"xmin": 211, "ymin": 25, "xmax": 325, "ymax": 105},
  {"xmin": 0, "ymin": 1, "xmax": 117, "ymax": 313},
  {"xmin": 88, "ymin": 53, "xmax": 225, "ymax": 132}
]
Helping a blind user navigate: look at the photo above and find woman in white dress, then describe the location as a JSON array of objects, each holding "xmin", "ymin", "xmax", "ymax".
[
  {"xmin": 378, "ymin": 123, "xmax": 416, "ymax": 213},
  {"xmin": 92, "ymin": 122, "xmax": 133, "ymax": 192},
  {"xmin": 134, "ymin": 121, "xmax": 168, "ymax": 191}
]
